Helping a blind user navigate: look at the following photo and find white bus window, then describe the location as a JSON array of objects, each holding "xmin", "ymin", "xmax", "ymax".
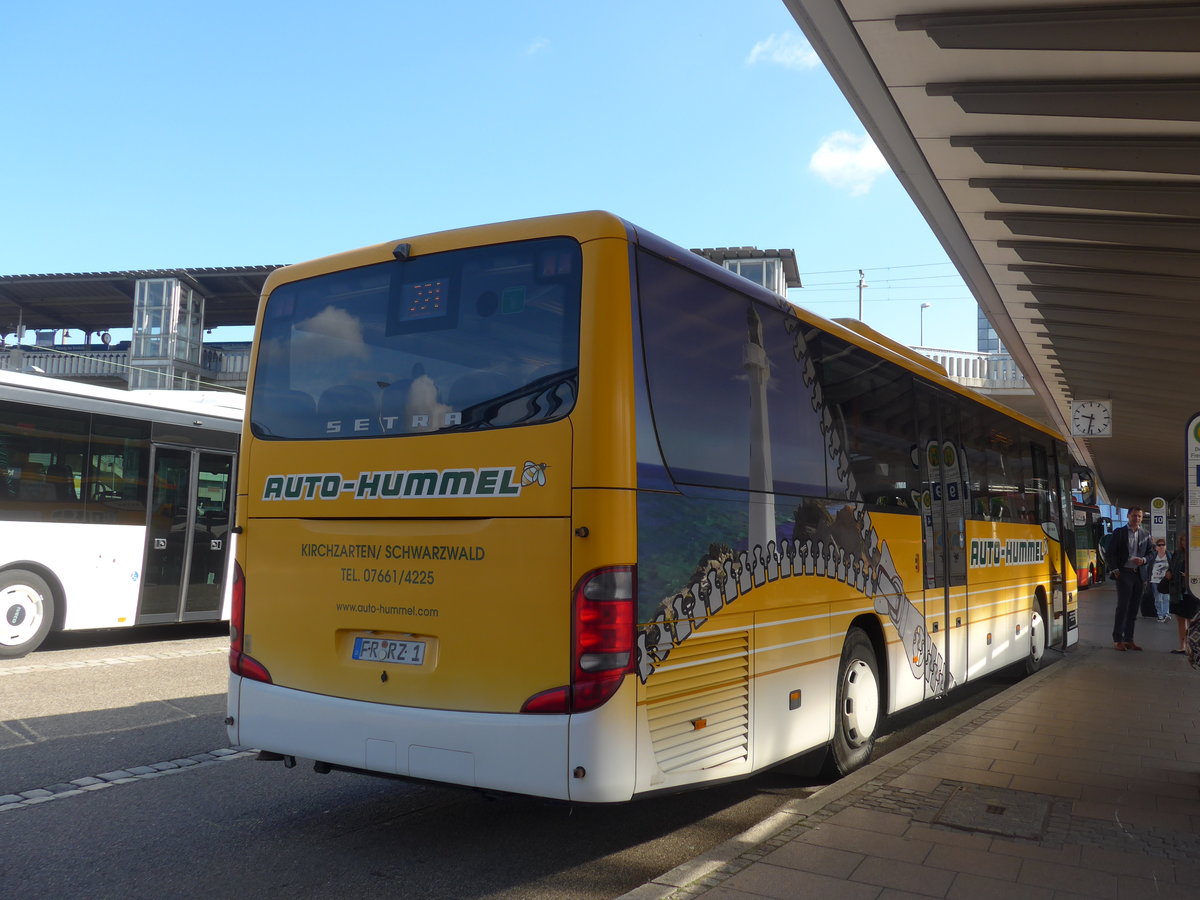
[
  {"xmin": 0, "ymin": 406, "xmax": 89, "ymax": 516},
  {"xmin": 87, "ymin": 416, "xmax": 151, "ymax": 519}
]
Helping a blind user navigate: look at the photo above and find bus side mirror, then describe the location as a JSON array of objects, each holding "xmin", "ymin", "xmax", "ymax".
[{"xmin": 1072, "ymin": 467, "xmax": 1096, "ymax": 505}]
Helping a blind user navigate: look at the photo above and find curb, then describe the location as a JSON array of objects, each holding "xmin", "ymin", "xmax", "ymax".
[{"xmin": 618, "ymin": 649, "xmax": 1076, "ymax": 900}]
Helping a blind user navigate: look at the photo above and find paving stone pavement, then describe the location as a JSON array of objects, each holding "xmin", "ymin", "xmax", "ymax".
[{"xmin": 622, "ymin": 584, "xmax": 1200, "ymax": 900}]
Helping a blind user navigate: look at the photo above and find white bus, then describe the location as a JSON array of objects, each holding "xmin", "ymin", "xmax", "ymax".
[{"xmin": 0, "ymin": 369, "xmax": 243, "ymax": 657}]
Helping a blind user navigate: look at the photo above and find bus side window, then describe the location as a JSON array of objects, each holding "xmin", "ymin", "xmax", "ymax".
[
  {"xmin": 813, "ymin": 337, "xmax": 916, "ymax": 508},
  {"xmin": 18, "ymin": 462, "xmax": 56, "ymax": 502},
  {"xmin": 45, "ymin": 464, "xmax": 77, "ymax": 501}
]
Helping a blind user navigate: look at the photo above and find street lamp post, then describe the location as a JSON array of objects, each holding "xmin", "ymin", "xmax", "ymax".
[
  {"xmin": 920, "ymin": 302, "xmax": 932, "ymax": 345},
  {"xmin": 858, "ymin": 270, "xmax": 867, "ymax": 320}
]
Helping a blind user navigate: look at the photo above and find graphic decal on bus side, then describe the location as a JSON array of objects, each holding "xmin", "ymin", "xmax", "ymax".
[
  {"xmin": 260, "ymin": 463, "xmax": 545, "ymax": 501},
  {"xmin": 635, "ymin": 302, "xmax": 954, "ymax": 697}
]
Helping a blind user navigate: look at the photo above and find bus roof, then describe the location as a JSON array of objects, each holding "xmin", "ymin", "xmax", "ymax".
[
  {"xmin": 0, "ymin": 368, "xmax": 244, "ymax": 422},
  {"xmin": 256, "ymin": 210, "xmax": 1063, "ymax": 444}
]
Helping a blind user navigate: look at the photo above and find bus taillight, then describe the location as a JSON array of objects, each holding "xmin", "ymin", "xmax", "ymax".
[
  {"xmin": 522, "ymin": 565, "xmax": 635, "ymax": 714},
  {"xmin": 228, "ymin": 561, "xmax": 272, "ymax": 684}
]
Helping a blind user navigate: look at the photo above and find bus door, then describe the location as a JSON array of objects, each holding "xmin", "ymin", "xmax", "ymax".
[
  {"xmin": 138, "ymin": 446, "xmax": 236, "ymax": 623},
  {"xmin": 914, "ymin": 386, "xmax": 968, "ymax": 697},
  {"xmin": 1047, "ymin": 442, "xmax": 1071, "ymax": 648}
]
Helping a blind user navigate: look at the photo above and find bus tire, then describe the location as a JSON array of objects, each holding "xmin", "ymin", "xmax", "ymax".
[
  {"xmin": 0, "ymin": 569, "xmax": 56, "ymax": 659},
  {"xmin": 1025, "ymin": 599, "xmax": 1047, "ymax": 676},
  {"xmin": 830, "ymin": 628, "xmax": 881, "ymax": 776}
]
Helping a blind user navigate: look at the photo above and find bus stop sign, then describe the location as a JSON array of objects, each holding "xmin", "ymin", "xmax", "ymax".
[{"xmin": 1188, "ymin": 412, "xmax": 1200, "ymax": 593}]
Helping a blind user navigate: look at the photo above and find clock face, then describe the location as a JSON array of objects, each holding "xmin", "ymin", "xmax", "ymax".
[{"xmin": 1071, "ymin": 400, "xmax": 1112, "ymax": 436}]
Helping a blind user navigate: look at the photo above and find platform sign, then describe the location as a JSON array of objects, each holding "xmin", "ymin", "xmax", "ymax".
[
  {"xmin": 1150, "ymin": 497, "xmax": 1167, "ymax": 544},
  {"xmin": 1188, "ymin": 412, "xmax": 1200, "ymax": 592}
]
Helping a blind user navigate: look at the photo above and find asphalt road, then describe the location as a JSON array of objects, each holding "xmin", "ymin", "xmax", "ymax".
[{"xmin": 0, "ymin": 624, "xmax": 1022, "ymax": 898}]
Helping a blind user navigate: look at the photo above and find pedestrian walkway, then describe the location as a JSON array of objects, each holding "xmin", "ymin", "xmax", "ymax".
[{"xmin": 623, "ymin": 583, "xmax": 1200, "ymax": 900}]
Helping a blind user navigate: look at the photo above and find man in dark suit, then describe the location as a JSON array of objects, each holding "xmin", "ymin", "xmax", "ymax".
[{"xmin": 1108, "ymin": 507, "xmax": 1153, "ymax": 650}]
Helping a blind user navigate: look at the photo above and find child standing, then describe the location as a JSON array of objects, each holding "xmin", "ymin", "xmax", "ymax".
[{"xmin": 1150, "ymin": 540, "xmax": 1171, "ymax": 621}]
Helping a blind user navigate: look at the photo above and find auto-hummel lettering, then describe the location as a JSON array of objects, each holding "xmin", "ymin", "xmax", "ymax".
[
  {"xmin": 968, "ymin": 539, "xmax": 1047, "ymax": 567},
  {"xmin": 261, "ymin": 464, "xmax": 541, "ymax": 501}
]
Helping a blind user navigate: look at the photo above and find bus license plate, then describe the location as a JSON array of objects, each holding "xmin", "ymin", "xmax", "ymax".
[{"xmin": 352, "ymin": 637, "xmax": 426, "ymax": 665}]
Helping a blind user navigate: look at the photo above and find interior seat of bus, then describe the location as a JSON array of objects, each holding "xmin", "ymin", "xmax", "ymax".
[
  {"xmin": 379, "ymin": 380, "xmax": 412, "ymax": 425},
  {"xmin": 449, "ymin": 370, "xmax": 515, "ymax": 410},
  {"xmin": 17, "ymin": 463, "xmax": 56, "ymax": 502},
  {"xmin": 317, "ymin": 385, "xmax": 377, "ymax": 423},
  {"xmin": 45, "ymin": 463, "xmax": 77, "ymax": 501},
  {"xmin": 253, "ymin": 389, "xmax": 316, "ymax": 436}
]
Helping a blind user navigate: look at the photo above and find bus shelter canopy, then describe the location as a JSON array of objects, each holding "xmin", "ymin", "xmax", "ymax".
[
  {"xmin": 785, "ymin": 0, "xmax": 1200, "ymax": 507},
  {"xmin": 0, "ymin": 266, "xmax": 279, "ymax": 337}
]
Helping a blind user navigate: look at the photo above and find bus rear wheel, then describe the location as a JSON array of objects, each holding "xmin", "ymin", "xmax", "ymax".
[
  {"xmin": 1025, "ymin": 600, "xmax": 1047, "ymax": 676},
  {"xmin": 0, "ymin": 569, "xmax": 55, "ymax": 659},
  {"xmin": 830, "ymin": 628, "xmax": 881, "ymax": 776}
]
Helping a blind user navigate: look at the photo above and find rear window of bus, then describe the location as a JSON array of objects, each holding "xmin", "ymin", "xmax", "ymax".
[{"xmin": 250, "ymin": 237, "xmax": 582, "ymax": 440}]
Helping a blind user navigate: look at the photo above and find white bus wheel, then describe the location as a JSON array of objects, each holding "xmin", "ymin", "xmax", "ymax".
[
  {"xmin": 1025, "ymin": 601, "xmax": 1047, "ymax": 676},
  {"xmin": 831, "ymin": 627, "xmax": 881, "ymax": 776},
  {"xmin": 0, "ymin": 570, "xmax": 56, "ymax": 659}
]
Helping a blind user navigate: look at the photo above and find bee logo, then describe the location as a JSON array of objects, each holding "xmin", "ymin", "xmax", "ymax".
[
  {"xmin": 521, "ymin": 460, "xmax": 549, "ymax": 487},
  {"xmin": 911, "ymin": 625, "xmax": 926, "ymax": 668}
]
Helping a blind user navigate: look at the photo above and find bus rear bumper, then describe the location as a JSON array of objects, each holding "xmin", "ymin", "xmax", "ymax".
[{"xmin": 228, "ymin": 675, "xmax": 636, "ymax": 802}]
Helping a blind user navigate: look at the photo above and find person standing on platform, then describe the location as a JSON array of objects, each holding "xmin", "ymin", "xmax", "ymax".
[
  {"xmin": 1108, "ymin": 507, "xmax": 1153, "ymax": 650},
  {"xmin": 1148, "ymin": 539, "xmax": 1171, "ymax": 621},
  {"xmin": 1165, "ymin": 534, "xmax": 1199, "ymax": 654}
]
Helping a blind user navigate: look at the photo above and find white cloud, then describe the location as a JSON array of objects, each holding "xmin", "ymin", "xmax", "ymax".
[
  {"xmin": 746, "ymin": 33, "xmax": 820, "ymax": 70},
  {"xmin": 295, "ymin": 306, "xmax": 370, "ymax": 360},
  {"xmin": 526, "ymin": 37, "xmax": 550, "ymax": 56},
  {"xmin": 808, "ymin": 132, "xmax": 889, "ymax": 195}
]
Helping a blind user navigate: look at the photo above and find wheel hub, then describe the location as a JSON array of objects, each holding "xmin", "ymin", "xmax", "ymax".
[
  {"xmin": 841, "ymin": 658, "xmax": 880, "ymax": 748},
  {"xmin": 2, "ymin": 585, "xmax": 44, "ymax": 646},
  {"xmin": 1030, "ymin": 611, "xmax": 1046, "ymax": 665}
]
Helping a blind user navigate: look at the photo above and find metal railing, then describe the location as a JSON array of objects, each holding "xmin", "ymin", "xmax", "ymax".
[
  {"xmin": 915, "ymin": 347, "xmax": 1031, "ymax": 393},
  {"xmin": 201, "ymin": 346, "xmax": 252, "ymax": 386},
  {"xmin": 0, "ymin": 345, "xmax": 252, "ymax": 389}
]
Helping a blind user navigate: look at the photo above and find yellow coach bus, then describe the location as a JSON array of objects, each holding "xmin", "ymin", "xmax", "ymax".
[{"xmin": 226, "ymin": 211, "xmax": 1077, "ymax": 801}]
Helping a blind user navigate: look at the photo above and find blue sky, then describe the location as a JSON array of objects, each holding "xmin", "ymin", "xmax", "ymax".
[{"xmin": 0, "ymin": 0, "xmax": 975, "ymax": 350}]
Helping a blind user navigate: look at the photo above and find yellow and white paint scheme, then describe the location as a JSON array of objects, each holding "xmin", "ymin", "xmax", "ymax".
[{"xmin": 228, "ymin": 211, "xmax": 1075, "ymax": 802}]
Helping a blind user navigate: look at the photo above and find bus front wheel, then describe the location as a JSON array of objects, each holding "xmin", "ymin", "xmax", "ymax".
[
  {"xmin": 830, "ymin": 628, "xmax": 881, "ymax": 776},
  {"xmin": 0, "ymin": 569, "xmax": 55, "ymax": 659}
]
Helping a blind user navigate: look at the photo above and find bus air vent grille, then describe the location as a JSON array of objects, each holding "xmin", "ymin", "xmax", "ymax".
[{"xmin": 644, "ymin": 630, "xmax": 749, "ymax": 774}]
